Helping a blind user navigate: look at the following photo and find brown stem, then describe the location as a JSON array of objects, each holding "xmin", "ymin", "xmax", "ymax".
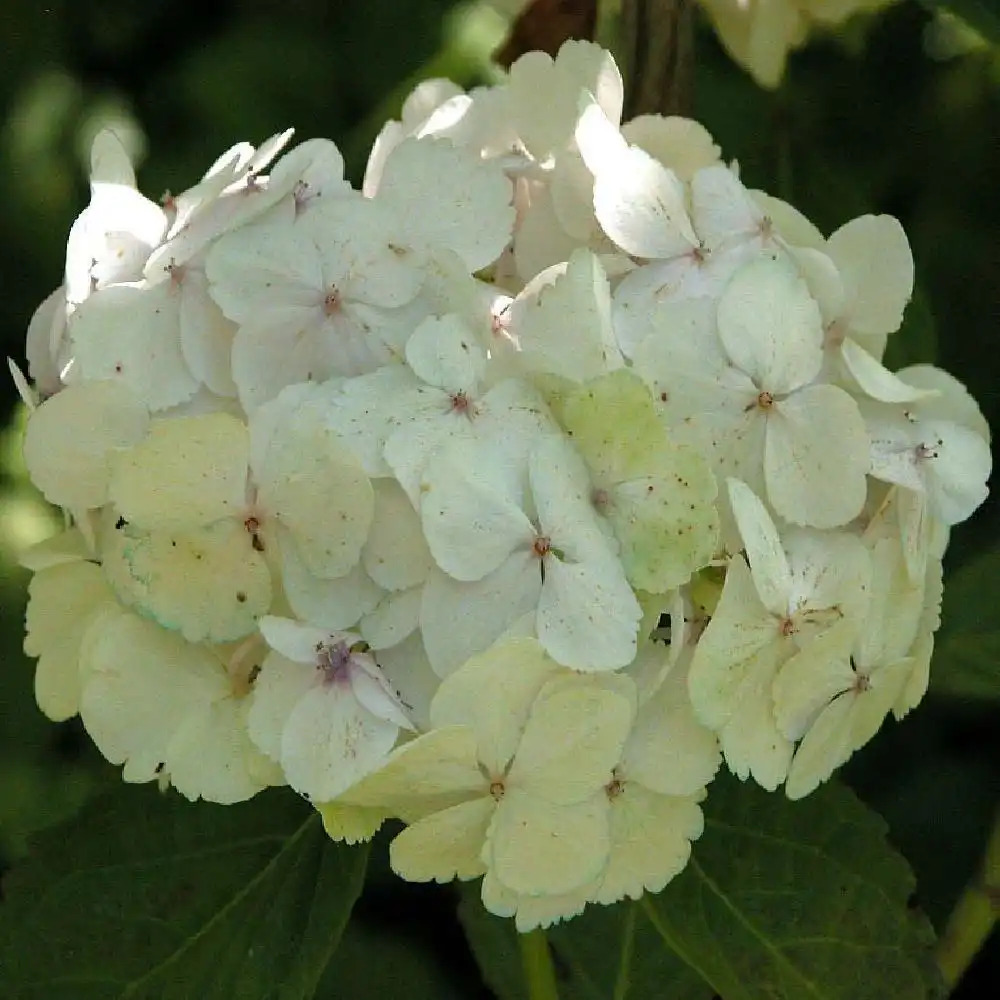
[{"xmin": 620, "ymin": 0, "xmax": 695, "ymax": 120}]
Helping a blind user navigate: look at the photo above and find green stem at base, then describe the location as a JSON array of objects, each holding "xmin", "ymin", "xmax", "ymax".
[
  {"xmin": 520, "ymin": 928, "xmax": 561, "ymax": 1000},
  {"xmin": 936, "ymin": 806, "xmax": 1000, "ymax": 991}
]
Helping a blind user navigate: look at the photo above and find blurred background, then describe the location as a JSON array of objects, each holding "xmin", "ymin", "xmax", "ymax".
[{"xmin": 0, "ymin": 1, "xmax": 997, "ymax": 995}]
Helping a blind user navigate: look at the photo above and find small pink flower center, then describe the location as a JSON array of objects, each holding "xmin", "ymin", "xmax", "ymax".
[
  {"xmin": 450, "ymin": 390, "xmax": 473, "ymax": 416},
  {"xmin": 316, "ymin": 641, "xmax": 352, "ymax": 685},
  {"xmin": 532, "ymin": 535, "xmax": 551, "ymax": 558}
]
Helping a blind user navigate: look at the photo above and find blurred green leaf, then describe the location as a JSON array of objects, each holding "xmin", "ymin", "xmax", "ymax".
[
  {"xmin": 932, "ymin": 548, "xmax": 1000, "ymax": 699},
  {"xmin": 462, "ymin": 774, "xmax": 942, "ymax": 1000},
  {"xmin": 0, "ymin": 785, "xmax": 368, "ymax": 1000},
  {"xmin": 458, "ymin": 889, "xmax": 711, "ymax": 1000},
  {"xmin": 920, "ymin": 0, "xmax": 1000, "ymax": 43}
]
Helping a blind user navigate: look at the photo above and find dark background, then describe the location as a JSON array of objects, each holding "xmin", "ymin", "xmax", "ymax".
[{"xmin": 0, "ymin": 1, "xmax": 997, "ymax": 995}]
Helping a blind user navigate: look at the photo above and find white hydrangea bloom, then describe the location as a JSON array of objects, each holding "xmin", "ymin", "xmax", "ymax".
[
  {"xmin": 419, "ymin": 434, "xmax": 642, "ymax": 673},
  {"xmin": 552, "ymin": 370, "xmax": 719, "ymax": 592},
  {"xmin": 688, "ymin": 480, "xmax": 871, "ymax": 789},
  {"xmin": 207, "ymin": 193, "xmax": 425, "ymax": 409},
  {"xmin": 248, "ymin": 616, "xmax": 412, "ymax": 802},
  {"xmin": 12, "ymin": 41, "xmax": 992, "ymax": 930},
  {"xmin": 777, "ymin": 531, "xmax": 942, "ymax": 800},
  {"xmin": 862, "ymin": 365, "xmax": 991, "ymax": 527},
  {"xmin": 636, "ymin": 255, "xmax": 870, "ymax": 527}
]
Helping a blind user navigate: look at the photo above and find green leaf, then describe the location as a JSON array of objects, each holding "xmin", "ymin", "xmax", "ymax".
[
  {"xmin": 460, "ymin": 775, "xmax": 941, "ymax": 1000},
  {"xmin": 882, "ymin": 283, "xmax": 937, "ymax": 371},
  {"xmin": 0, "ymin": 785, "xmax": 369, "ymax": 1000},
  {"xmin": 931, "ymin": 547, "xmax": 1000, "ymax": 699},
  {"xmin": 919, "ymin": 0, "xmax": 1000, "ymax": 45},
  {"xmin": 645, "ymin": 774, "xmax": 943, "ymax": 1000},
  {"xmin": 458, "ymin": 888, "xmax": 713, "ymax": 1000}
]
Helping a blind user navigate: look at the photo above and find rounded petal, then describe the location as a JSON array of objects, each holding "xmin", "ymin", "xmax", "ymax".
[
  {"xmin": 420, "ymin": 555, "xmax": 541, "ymax": 678},
  {"xmin": 257, "ymin": 394, "xmax": 374, "ymax": 579},
  {"xmin": 79, "ymin": 611, "xmax": 228, "ymax": 784},
  {"xmin": 24, "ymin": 381, "xmax": 149, "ymax": 511},
  {"xmin": 405, "ymin": 314, "xmax": 486, "ymax": 393},
  {"xmin": 765, "ymin": 384, "xmax": 869, "ymax": 528},
  {"xmin": 166, "ymin": 698, "xmax": 272, "ymax": 804},
  {"xmin": 179, "ymin": 269, "xmax": 237, "ymax": 397},
  {"xmin": 509, "ymin": 674, "xmax": 634, "ymax": 801},
  {"xmin": 826, "ymin": 215, "xmax": 913, "ymax": 336},
  {"xmin": 377, "ymin": 137, "xmax": 515, "ymax": 271},
  {"xmin": 389, "ymin": 797, "xmax": 493, "ymax": 882},
  {"xmin": 537, "ymin": 554, "xmax": 641, "ymax": 671},
  {"xmin": 107, "ymin": 519, "xmax": 271, "ymax": 643},
  {"xmin": 280, "ymin": 683, "xmax": 400, "ymax": 800},
  {"xmin": 247, "ymin": 651, "xmax": 318, "ymax": 762},
  {"xmin": 621, "ymin": 115, "xmax": 720, "ymax": 181},
  {"xmin": 109, "ymin": 412, "xmax": 249, "ymax": 531},
  {"xmin": 594, "ymin": 786, "xmax": 703, "ymax": 904},
  {"xmin": 25, "ymin": 561, "xmax": 116, "ymax": 721},
  {"xmin": 70, "ymin": 282, "xmax": 198, "ymax": 411},
  {"xmin": 420, "ymin": 442, "xmax": 534, "ymax": 582},
  {"xmin": 363, "ymin": 480, "xmax": 432, "ymax": 591},
  {"xmin": 431, "ymin": 636, "xmax": 560, "ymax": 773},
  {"xmin": 593, "ymin": 146, "xmax": 696, "ymax": 260},
  {"xmin": 717, "ymin": 255, "xmax": 823, "ymax": 394},
  {"xmin": 507, "ymin": 249, "xmax": 622, "ymax": 383},
  {"xmin": 623, "ymin": 664, "xmax": 721, "ymax": 796},
  {"xmin": 488, "ymin": 790, "xmax": 610, "ymax": 897},
  {"xmin": 840, "ymin": 338, "xmax": 938, "ymax": 404},
  {"xmin": 281, "ymin": 543, "xmax": 383, "ymax": 631}
]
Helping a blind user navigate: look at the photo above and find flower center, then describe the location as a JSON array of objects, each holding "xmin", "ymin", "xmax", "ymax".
[
  {"xmin": 915, "ymin": 439, "xmax": 942, "ymax": 463},
  {"xmin": 757, "ymin": 390, "xmax": 775, "ymax": 410},
  {"xmin": 532, "ymin": 535, "xmax": 551, "ymax": 558},
  {"xmin": 244, "ymin": 513, "xmax": 266, "ymax": 552},
  {"xmin": 489, "ymin": 779, "xmax": 505, "ymax": 801},
  {"xmin": 316, "ymin": 640, "xmax": 352, "ymax": 685},
  {"xmin": 450, "ymin": 390, "xmax": 476, "ymax": 418},
  {"xmin": 323, "ymin": 287, "xmax": 343, "ymax": 316},
  {"xmin": 166, "ymin": 260, "xmax": 186, "ymax": 287},
  {"xmin": 605, "ymin": 771, "xmax": 625, "ymax": 800}
]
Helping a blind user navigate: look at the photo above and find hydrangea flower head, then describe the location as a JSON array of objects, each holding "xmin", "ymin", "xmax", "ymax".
[{"xmin": 13, "ymin": 40, "xmax": 989, "ymax": 932}]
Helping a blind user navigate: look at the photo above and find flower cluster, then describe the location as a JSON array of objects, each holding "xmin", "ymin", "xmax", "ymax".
[{"xmin": 14, "ymin": 41, "xmax": 989, "ymax": 930}]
